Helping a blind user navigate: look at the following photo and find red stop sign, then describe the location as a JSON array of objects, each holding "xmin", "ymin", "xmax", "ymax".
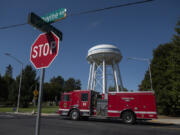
[{"xmin": 30, "ymin": 32, "xmax": 59, "ymax": 69}]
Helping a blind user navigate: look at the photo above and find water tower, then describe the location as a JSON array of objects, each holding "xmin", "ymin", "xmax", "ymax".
[{"xmin": 87, "ymin": 44, "xmax": 124, "ymax": 99}]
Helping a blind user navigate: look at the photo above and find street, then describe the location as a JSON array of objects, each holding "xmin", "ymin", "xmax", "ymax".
[{"xmin": 0, "ymin": 113, "xmax": 180, "ymax": 135}]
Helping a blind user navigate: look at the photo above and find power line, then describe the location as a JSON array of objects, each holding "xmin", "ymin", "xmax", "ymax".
[
  {"xmin": 0, "ymin": 23, "xmax": 27, "ymax": 30},
  {"xmin": 68, "ymin": 0, "xmax": 154, "ymax": 17},
  {"xmin": 0, "ymin": 0, "xmax": 154, "ymax": 30}
]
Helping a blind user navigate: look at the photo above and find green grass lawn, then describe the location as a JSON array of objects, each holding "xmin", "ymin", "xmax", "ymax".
[{"xmin": 0, "ymin": 106, "xmax": 59, "ymax": 113}]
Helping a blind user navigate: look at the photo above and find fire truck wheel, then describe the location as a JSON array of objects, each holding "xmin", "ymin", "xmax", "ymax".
[
  {"xmin": 70, "ymin": 110, "xmax": 80, "ymax": 120},
  {"xmin": 122, "ymin": 111, "xmax": 136, "ymax": 124}
]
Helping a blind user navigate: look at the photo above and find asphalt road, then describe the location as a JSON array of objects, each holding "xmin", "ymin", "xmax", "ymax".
[{"xmin": 0, "ymin": 113, "xmax": 180, "ymax": 135}]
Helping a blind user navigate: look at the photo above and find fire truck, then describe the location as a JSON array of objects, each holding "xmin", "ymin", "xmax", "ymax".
[{"xmin": 59, "ymin": 90, "xmax": 157, "ymax": 124}]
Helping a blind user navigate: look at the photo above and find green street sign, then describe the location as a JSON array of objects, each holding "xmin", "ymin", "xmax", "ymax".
[
  {"xmin": 41, "ymin": 8, "xmax": 67, "ymax": 23},
  {"xmin": 28, "ymin": 12, "xmax": 63, "ymax": 40}
]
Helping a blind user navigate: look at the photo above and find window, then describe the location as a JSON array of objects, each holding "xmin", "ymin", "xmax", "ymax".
[
  {"xmin": 81, "ymin": 93, "xmax": 88, "ymax": 101},
  {"xmin": 63, "ymin": 95, "xmax": 70, "ymax": 101}
]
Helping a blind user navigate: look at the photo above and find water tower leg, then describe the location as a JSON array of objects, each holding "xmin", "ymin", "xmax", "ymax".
[
  {"xmin": 92, "ymin": 64, "xmax": 97, "ymax": 90},
  {"xmin": 112, "ymin": 61, "xmax": 119, "ymax": 92},
  {"xmin": 116, "ymin": 63, "xmax": 124, "ymax": 91},
  {"xmin": 103, "ymin": 60, "xmax": 107, "ymax": 98},
  {"xmin": 87, "ymin": 64, "xmax": 92, "ymax": 90},
  {"xmin": 90, "ymin": 62, "xmax": 95, "ymax": 90}
]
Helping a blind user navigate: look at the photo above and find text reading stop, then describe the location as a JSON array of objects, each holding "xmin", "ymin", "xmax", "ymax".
[{"xmin": 32, "ymin": 41, "xmax": 56, "ymax": 58}]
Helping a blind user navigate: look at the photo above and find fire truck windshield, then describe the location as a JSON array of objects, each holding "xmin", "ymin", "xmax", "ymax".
[
  {"xmin": 63, "ymin": 95, "xmax": 70, "ymax": 101},
  {"xmin": 81, "ymin": 93, "xmax": 88, "ymax": 101}
]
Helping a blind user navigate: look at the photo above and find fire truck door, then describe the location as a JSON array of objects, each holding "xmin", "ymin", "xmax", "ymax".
[
  {"xmin": 80, "ymin": 93, "xmax": 89, "ymax": 111},
  {"xmin": 71, "ymin": 92, "xmax": 80, "ymax": 107},
  {"xmin": 62, "ymin": 94, "xmax": 71, "ymax": 110}
]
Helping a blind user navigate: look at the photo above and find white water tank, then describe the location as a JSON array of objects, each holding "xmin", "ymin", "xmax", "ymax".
[
  {"xmin": 87, "ymin": 44, "xmax": 122, "ymax": 64},
  {"xmin": 87, "ymin": 44, "xmax": 124, "ymax": 98}
]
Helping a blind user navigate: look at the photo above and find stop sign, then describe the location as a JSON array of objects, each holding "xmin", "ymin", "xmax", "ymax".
[{"xmin": 30, "ymin": 32, "xmax": 59, "ymax": 69}]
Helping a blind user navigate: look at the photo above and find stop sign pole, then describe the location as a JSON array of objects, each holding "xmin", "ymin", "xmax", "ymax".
[
  {"xmin": 35, "ymin": 68, "xmax": 45, "ymax": 135},
  {"xmin": 28, "ymin": 12, "xmax": 62, "ymax": 135}
]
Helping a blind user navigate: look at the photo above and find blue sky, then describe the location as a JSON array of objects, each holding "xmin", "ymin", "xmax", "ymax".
[{"xmin": 0, "ymin": 0, "xmax": 179, "ymax": 91}]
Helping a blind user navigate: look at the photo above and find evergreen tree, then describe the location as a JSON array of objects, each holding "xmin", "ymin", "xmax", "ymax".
[
  {"xmin": 139, "ymin": 18, "xmax": 180, "ymax": 115},
  {"xmin": 5, "ymin": 64, "xmax": 13, "ymax": 78},
  {"xmin": 16, "ymin": 65, "xmax": 38, "ymax": 107},
  {"xmin": 3, "ymin": 64, "xmax": 15, "ymax": 105},
  {"xmin": 0, "ymin": 74, "xmax": 8, "ymax": 102},
  {"xmin": 0, "ymin": 65, "xmax": 15, "ymax": 105},
  {"xmin": 8, "ymin": 80, "xmax": 18, "ymax": 106}
]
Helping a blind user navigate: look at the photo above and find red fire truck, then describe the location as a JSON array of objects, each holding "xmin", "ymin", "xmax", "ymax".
[{"xmin": 59, "ymin": 90, "xmax": 157, "ymax": 124}]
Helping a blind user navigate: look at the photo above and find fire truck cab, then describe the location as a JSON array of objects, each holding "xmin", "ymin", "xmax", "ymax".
[{"xmin": 59, "ymin": 90, "xmax": 157, "ymax": 124}]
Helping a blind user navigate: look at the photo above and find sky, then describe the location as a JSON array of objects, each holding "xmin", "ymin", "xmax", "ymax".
[{"xmin": 0, "ymin": 0, "xmax": 180, "ymax": 91}]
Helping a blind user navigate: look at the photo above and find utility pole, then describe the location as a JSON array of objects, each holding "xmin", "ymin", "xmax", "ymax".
[{"xmin": 127, "ymin": 57, "xmax": 153, "ymax": 91}]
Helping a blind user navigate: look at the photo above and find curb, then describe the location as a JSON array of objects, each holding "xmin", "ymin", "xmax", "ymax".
[
  {"xmin": 5, "ymin": 112, "xmax": 59, "ymax": 116},
  {"xmin": 149, "ymin": 119, "xmax": 180, "ymax": 125}
]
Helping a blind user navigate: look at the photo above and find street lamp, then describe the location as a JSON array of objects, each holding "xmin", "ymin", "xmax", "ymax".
[
  {"xmin": 127, "ymin": 57, "xmax": 153, "ymax": 91},
  {"xmin": 4, "ymin": 53, "xmax": 23, "ymax": 112}
]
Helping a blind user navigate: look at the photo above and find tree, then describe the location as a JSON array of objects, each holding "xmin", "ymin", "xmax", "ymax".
[
  {"xmin": 16, "ymin": 65, "xmax": 38, "ymax": 107},
  {"xmin": 139, "ymin": 18, "xmax": 180, "ymax": 115},
  {"xmin": 64, "ymin": 78, "xmax": 81, "ymax": 92},
  {"xmin": 43, "ymin": 76, "xmax": 64, "ymax": 103},
  {"xmin": 43, "ymin": 83, "xmax": 52, "ymax": 102},
  {"xmin": 109, "ymin": 86, "xmax": 128, "ymax": 92},
  {"xmin": 50, "ymin": 76, "xmax": 64, "ymax": 101},
  {"xmin": 0, "ymin": 74, "xmax": 8, "ymax": 102},
  {"xmin": 172, "ymin": 18, "xmax": 180, "ymax": 45},
  {"xmin": 5, "ymin": 64, "xmax": 13, "ymax": 78},
  {"xmin": 43, "ymin": 76, "xmax": 81, "ymax": 105},
  {"xmin": 0, "ymin": 65, "xmax": 15, "ymax": 105},
  {"xmin": 7, "ymin": 79, "xmax": 18, "ymax": 106},
  {"xmin": 3, "ymin": 64, "xmax": 15, "ymax": 105}
]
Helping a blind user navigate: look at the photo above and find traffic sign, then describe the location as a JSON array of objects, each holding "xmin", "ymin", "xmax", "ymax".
[
  {"xmin": 41, "ymin": 8, "xmax": 67, "ymax": 23},
  {"xmin": 30, "ymin": 32, "xmax": 59, "ymax": 69},
  {"xmin": 33, "ymin": 90, "xmax": 38, "ymax": 97},
  {"xmin": 28, "ymin": 12, "xmax": 63, "ymax": 40}
]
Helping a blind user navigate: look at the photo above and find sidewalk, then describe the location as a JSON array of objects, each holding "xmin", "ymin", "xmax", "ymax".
[
  {"xmin": 149, "ymin": 115, "xmax": 180, "ymax": 125},
  {"xmin": 6, "ymin": 111, "xmax": 59, "ymax": 116}
]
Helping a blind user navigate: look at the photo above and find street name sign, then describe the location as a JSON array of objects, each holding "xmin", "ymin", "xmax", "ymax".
[
  {"xmin": 28, "ymin": 12, "xmax": 63, "ymax": 40},
  {"xmin": 41, "ymin": 8, "xmax": 67, "ymax": 23},
  {"xmin": 30, "ymin": 32, "xmax": 59, "ymax": 69}
]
